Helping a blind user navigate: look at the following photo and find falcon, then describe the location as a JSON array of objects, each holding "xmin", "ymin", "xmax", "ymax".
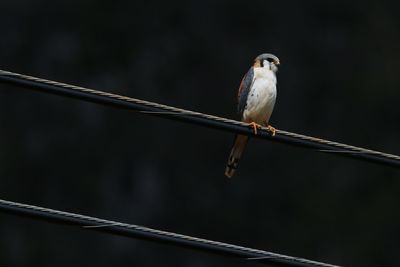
[{"xmin": 225, "ymin": 53, "xmax": 280, "ymax": 178}]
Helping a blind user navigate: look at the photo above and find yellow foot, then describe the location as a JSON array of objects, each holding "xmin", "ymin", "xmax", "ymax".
[
  {"xmin": 266, "ymin": 125, "xmax": 276, "ymax": 136},
  {"xmin": 249, "ymin": 122, "xmax": 262, "ymax": 135}
]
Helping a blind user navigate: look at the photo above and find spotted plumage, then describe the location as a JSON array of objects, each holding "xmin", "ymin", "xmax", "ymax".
[
  {"xmin": 238, "ymin": 68, "xmax": 254, "ymax": 116},
  {"xmin": 225, "ymin": 53, "xmax": 280, "ymax": 178}
]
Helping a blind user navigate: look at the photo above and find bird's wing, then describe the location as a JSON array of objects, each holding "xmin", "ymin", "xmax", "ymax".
[{"xmin": 237, "ymin": 67, "xmax": 255, "ymax": 117}]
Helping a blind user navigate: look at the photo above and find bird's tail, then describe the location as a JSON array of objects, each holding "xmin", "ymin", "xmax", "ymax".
[{"xmin": 225, "ymin": 135, "xmax": 249, "ymax": 178}]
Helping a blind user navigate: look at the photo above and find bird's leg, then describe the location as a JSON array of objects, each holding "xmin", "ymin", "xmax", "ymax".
[
  {"xmin": 266, "ymin": 124, "xmax": 276, "ymax": 137},
  {"xmin": 248, "ymin": 122, "xmax": 262, "ymax": 135}
]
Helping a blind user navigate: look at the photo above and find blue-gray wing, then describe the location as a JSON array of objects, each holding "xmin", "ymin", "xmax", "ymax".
[{"xmin": 237, "ymin": 67, "xmax": 254, "ymax": 117}]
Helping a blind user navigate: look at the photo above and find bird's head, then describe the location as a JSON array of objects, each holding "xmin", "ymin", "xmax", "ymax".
[{"xmin": 253, "ymin": 53, "xmax": 280, "ymax": 72}]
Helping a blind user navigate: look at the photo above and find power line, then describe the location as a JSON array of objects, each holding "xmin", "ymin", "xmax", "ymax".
[
  {"xmin": 0, "ymin": 69, "xmax": 399, "ymax": 167},
  {"xmin": 0, "ymin": 198, "xmax": 340, "ymax": 267}
]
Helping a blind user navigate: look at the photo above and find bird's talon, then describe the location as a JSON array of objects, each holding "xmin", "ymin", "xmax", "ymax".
[
  {"xmin": 266, "ymin": 125, "xmax": 276, "ymax": 136},
  {"xmin": 249, "ymin": 122, "xmax": 262, "ymax": 135}
]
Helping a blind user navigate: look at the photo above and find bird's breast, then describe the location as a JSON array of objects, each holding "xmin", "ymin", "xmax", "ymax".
[{"xmin": 243, "ymin": 69, "xmax": 277, "ymax": 124}]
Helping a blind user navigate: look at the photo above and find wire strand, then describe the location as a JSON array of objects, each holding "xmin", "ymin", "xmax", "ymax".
[
  {"xmin": 0, "ymin": 69, "xmax": 399, "ymax": 167},
  {"xmin": 0, "ymin": 198, "xmax": 340, "ymax": 267}
]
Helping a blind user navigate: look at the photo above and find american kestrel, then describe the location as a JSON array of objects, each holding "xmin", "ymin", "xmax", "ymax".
[{"xmin": 225, "ymin": 53, "xmax": 280, "ymax": 178}]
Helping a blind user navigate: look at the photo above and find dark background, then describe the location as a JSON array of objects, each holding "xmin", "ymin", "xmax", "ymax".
[{"xmin": 1, "ymin": 1, "xmax": 400, "ymax": 266}]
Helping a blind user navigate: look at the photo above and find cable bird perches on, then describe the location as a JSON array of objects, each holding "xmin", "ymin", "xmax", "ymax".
[
  {"xmin": 0, "ymin": 69, "xmax": 399, "ymax": 167},
  {"xmin": 0, "ymin": 198, "xmax": 340, "ymax": 267}
]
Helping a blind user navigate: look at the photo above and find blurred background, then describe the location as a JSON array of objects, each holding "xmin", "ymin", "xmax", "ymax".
[{"xmin": 1, "ymin": 1, "xmax": 400, "ymax": 266}]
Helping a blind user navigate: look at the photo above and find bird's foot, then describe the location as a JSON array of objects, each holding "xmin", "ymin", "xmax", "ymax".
[
  {"xmin": 266, "ymin": 125, "xmax": 276, "ymax": 136},
  {"xmin": 248, "ymin": 122, "xmax": 262, "ymax": 135}
]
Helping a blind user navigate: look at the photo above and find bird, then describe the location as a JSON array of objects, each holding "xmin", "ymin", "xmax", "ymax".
[{"xmin": 225, "ymin": 53, "xmax": 280, "ymax": 178}]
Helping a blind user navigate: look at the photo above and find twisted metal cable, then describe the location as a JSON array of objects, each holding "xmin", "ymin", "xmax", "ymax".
[
  {"xmin": 0, "ymin": 69, "xmax": 399, "ymax": 167},
  {"xmin": 0, "ymin": 198, "xmax": 340, "ymax": 267}
]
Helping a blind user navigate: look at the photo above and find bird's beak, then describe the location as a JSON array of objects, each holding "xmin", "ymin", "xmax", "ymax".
[{"xmin": 275, "ymin": 59, "xmax": 280, "ymax": 65}]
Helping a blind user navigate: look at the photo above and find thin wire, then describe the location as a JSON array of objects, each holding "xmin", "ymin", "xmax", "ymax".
[
  {"xmin": 0, "ymin": 69, "xmax": 399, "ymax": 167},
  {"xmin": 0, "ymin": 198, "xmax": 340, "ymax": 267},
  {"xmin": 318, "ymin": 150, "xmax": 370, "ymax": 154}
]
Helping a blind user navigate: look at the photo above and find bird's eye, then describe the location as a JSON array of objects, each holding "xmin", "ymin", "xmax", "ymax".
[{"xmin": 267, "ymin": 58, "xmax": 274, "ymax": 63}]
